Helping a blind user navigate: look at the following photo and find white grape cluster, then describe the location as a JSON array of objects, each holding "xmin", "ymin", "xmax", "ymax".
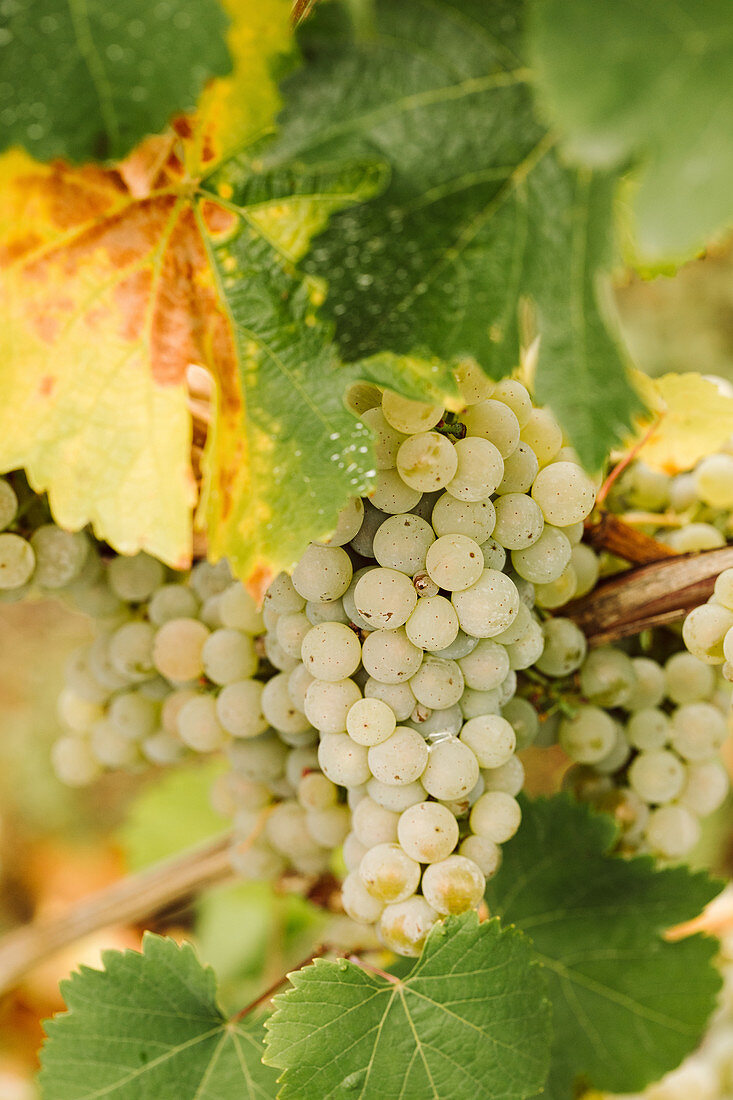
[
  {"xmin": 216, "ymin": 371, "xmax": 598, "ymax": 956},
  {"xmin": 683, "ymin": 567, "xmax": 733, "ymax": 684},
  {"xmin": 612, "ymin": 895, "xmax": 733, "ymax": 1100},
  {"xmin": 0, "ymin": 475, "xmax": 95, "ymax": 600},
  {"xmin": 531, "ymin": 619, "xmax": 731, "ymax": 859},
  {"xmin": 53, "ymin": 553, "xmax": 267, "ymax": 785}
]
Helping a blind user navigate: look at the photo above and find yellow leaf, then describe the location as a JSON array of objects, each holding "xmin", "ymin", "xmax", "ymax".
[{"xmin": 630, "ymin": 370, "xmax": 733, "ymax": 473}]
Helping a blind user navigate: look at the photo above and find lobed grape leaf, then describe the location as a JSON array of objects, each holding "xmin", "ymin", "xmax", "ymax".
[
  {"xmin": 629, "ymin": 371, "xmax": 733, "ymax": 474},
  {"xmin": 527, "ymin": 0, "xmax": 733, "ymax": 261},
  {"xmin": 264, "ymin": 912, "xmax": 551, "ymax": 1100},
  {"xmin": 39, "ymin": 933, "xmax": 278, "ymax": 1099},
  {"xmin": 265, "ymin": 0, "xmax": 640, "ymax": 470},
  {"xmin": 485, "ymin": 795, "xmax": 723, "ymax": 1099},
  {"xmin": 0, "ymin": 0, "xmax": 232, "ymax": 164}
]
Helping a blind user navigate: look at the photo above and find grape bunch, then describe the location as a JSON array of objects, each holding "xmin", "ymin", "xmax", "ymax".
[{"xmin": 522, "ymin": 619, "xmax": 731, "ymax": 860}]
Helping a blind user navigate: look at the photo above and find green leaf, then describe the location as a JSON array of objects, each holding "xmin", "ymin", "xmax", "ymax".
[
  {"xmin": 486, "ymin": 795, "xmax": 723, "ymax": 1099},
  {"xmin": 116, "ymin": 760, "xmax": 228, "ymax": 872},
  {"xmin": 264, "ymin": 912, "xmax": 551, "ymax": 1100},
  {"xmin": 39, "ymin": 934, "xmax": 277, "ymax": 1099},
  {"xmin": 527, "ymin": 0, "xmax": 733, "ymax": 261},
  {"xmin": 1, "ymin": 0, "xmax": 232, "ymax": 163},
  {"xmin": 266, "ymin": 0, "xmax": 640, "ymax": 469}
]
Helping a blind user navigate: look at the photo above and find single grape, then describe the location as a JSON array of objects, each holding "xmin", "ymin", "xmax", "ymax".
[
  {"xmin": 371, "ymin": 512, "xmax": 435, "ymax": 573},
  {"xmin": 396, "ymin": 431, "xmax": 458, "ymax": 492},
  {"xmin": 379, "ymin": 896, "xmax": 439, "ymax": 956},
  {"xmin": 482, "ymin": 753, "xmax": 525, "ymax": 796},
  {"xmin": 264, "ymin": 572, "xmax": 305, "ymax": 615},
  {"xmin": 458, "ymin": 638, "xmax": 510, "ymax": 691},
  {"xmin": 367, "ymin": 726, "xmax": 429, "ymax": 786},
  {"xmin": 559, "ymin": 705, "xmax": 618, "ymax": 764},
  {"xmin": 366, "ymin": 777, "xmax": 426, "ymax": 812},
  {"xmin": 301, "ymin": 621, "xmax": 361, "ymax": 681},
  {"xmin": 0, "ymin": 479, "xmax": 18, "ymax": 530},
  {"xmin": 148, "ymin": 583, "xmax": 200, "ymax": 626},
  {"xmin": 511, "ymin": 525, "xmax": 571, "ymax": 584},
  {"xmin": 346, "ymin": 697, "xmax": 397, "ymax": 746},
  {"xmin": 628, "ymin": 749, "xmax": 686, "ymax": 804},
  {"xmin": 354, "ymin": 568, "xmax": 417, "ymax": 629},
  {"xmin": 469, "ymin": 790, "xmax": 521, "ymax": 843},
  {"xmin": 342, "ymin": 871, "xmax": 386, "ymax": 923},
  {"xmin": 535, "ymin": 618, "xmax": 587, "ymax": 677},
  {"xmin": 624, "ymin": 656, "xmax": 666, "ymax": 710},
  {"xmin": 626, "ymin": 708, "xmax": 671, "ymax": 752},
  {"xmin": 352, "ymin": 796, "xmax": 400, "ymax": 846},
  {"xmin": 216, "ymin": 679, "xmax": 268, "ymax": 739},
  {"xmin": 421, "ymin": 738, "xmax": 479, "ymax": 801},
  {"xmin": 579, "ymin": 646, "xmax": 637, "ymax": 707},
  {"xmin": 670, "ymin": 702, "xmax": 728, "ymax": 761},
  {"xmin": 51, "ymin": 735, "xmax": 101, "ymax": 786},
  {"xmin": 431, "ymin": 494, "xmax": 496, "ymax": 542},
  {"xmin": 262, "ymin": 673, "xmax": 311, "ymax": 734},
  {"xmin": 361, "ymin": 628, "xmax": 423, "ymax": 684},
  {"xmin": 318, "ymin": 732, "xmax": 371, "ymax": 786},
  {"xmin": 683, "ymin": 603, "xmax": 733, "ymax": 663},
  {"xmin": 0, "ymin": 532, "xmax": 35, "ymax": 589},
  {"xmin": 492, "ymin": 494, "xmax": 544, "ymax": 550},
  {"xmin": 30, "ymin": 525, "xmax": 88, "ymax": 589},
  {"xmin": 276, "ymin": 611, "xmax": 311, "ymax": 658},
  {"xmin": 317, "ymin": 497, "xmax": 365, "ymax": 546},
  {"xmin": 451, "ymin": 569, "xmax": 520, "ymax": 638},
  {"xmin": 644, "ymin": 804, "xmax": 701, "ymax": 859},
  {"xmin": 358, "ymin": 843, "xmax": 421, "ymax": 903},
  {"xmin": 307, "ymin": 805, "xmax": 350, "ymax": 847},
  {"xmin": 530, "ymin": 461, "xmax": 596, "ymax": 526},
  {"xmin": 203, "ymin": 628, "xmax": 257, "ymax": 685},
  {"xmin": 425, "ymin": 533, "xmax": 484, "ymax": 591},
  {"xmin": 694, "ymin": 452, "xmax": 733, "ymax": 508},
  {"xmin": 406, "ymin": 594, "xmax": 459, "ymax": 652},
  {"xmin": 454, "ymin": 360, "xmax": 494, "ymax": 404},
  {"xmin": 421, "ymin": 854, "xmax": 485, "ymax": 915},
  {"xmin": 292, "ymin": 544, "xmax": 352, "ymax": 602},
  {"xmin": 364, "ymin": 677, "xmax": 416, "ymax": 721},
  {"xmin": 397, "ymin": 801, "xmax": 459, "ymax": 863},
  {"xmin": 218, "ymin": 582, "xmax": 264, "ymax": 633},
  {"xmin": 410, "ymin": 656, "xmax": 464, "ymax": 709},
  {"xmin": 108, "ymin": 621, "xmax": 155, "ymax": 682},
  {"xmin": 177, "ymin": 695, "xmax": 228, "ymax": 752},
  {"xmin": 153, "ymin": 617, "xmax": 209, "ymax": 682},
  {"xmin": 370, "ymin": 469, "xmax": 422, "ymax": 514},
  {"xmin": 108, "ymin": 690, "xmax": 159, "ymax": 741},
  {"xmin": 446, "ymin": 437, "xmax": 504, "ymax": 500},
  {"xmin": 520, "ymin": 407, "xmax": 562, "ymax": 466},
  {"xmin": 496, "ymin": 442, "xmax": 539, "ymax": 495},
  {"xmin": 361, "ymin": 407, "xmax": 408, "ymax": 469},
  {"xmin": 303, "ymin": 677, "xmax": 362, "ymax": 734},
  {"xmin": 462, "ymin": 399, "xmax": 520, "ymax": 458},
  {"xmin": 458, "ymin": 834, "xmax": 502, "ymax": 877},
  {"xmin": 459, "ymin": 714, "xmax": 516, "ymax": 768},
  {"xmin": 228, "ymin": 732, "xmax": 288, "ymax": 783},
  {"xmin": 680, "ymin": 760, "xmax": 729, "ymax": 816}
]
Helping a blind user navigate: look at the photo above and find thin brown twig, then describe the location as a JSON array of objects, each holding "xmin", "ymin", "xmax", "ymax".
[
  {"xmin": 595, "ymin": 415, "xmax": 664, "ymax": 506},
  {"xmin": 230, "ymin": 944, "xmax": 329, "ymax": 1022}
]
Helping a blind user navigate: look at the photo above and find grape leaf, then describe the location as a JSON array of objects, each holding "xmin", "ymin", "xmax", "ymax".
[
  {"xmin": 264, "ymin": 912, "xmax": 551, "ymax": 1100},
  {"xmin": 629, "ymin": 371, "xmax": 733, "ymax": 474},
  {"xmin": 266, "ymin": 0, "xmax": 640, "ymax": 469},
  {"xmin": 39, "ymin": 933, "xmax": 277, "ymax": 1099},
  {"xmin": 527, "ymin": 0, "xmax": 733, "ymax": 261},
  {"xmin": 485, "ymin": 795, "xmax": 723, "ymax": 1099},
  {"xmin": 0, "ymin": 0, "xmax": 232, "ymax": 164}
]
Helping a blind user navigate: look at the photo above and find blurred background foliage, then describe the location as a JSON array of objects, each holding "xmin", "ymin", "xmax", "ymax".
[{"xmin": 2, "ymin": 245, "xmax": 733, "ymax": 1098}]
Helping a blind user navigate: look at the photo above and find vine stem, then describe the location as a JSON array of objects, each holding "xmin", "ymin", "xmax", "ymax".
[
  {"xmin": 0, "ymin": 833, "xmax": 236, "ymax": 996},
  {"xmin": 230, "ymin": 945, "xmax": 329, "ymax": 1022}
]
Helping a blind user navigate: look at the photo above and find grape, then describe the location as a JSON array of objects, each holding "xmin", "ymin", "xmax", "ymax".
[
  {"xmin": 342, "ymin": 871, "xmax": 386, "ymax": 923},
  {"xmin": 431, "ymin": 496, "xmax": 495, "ymax": 546},
  {"xmin": 496, "ymin": 442, "xmax": 539, "ymax": 495},
  {"xmin": 153, "ymin": 617, "xmax": 209, "ymax": 682},
  {"xmin": 318, "ymin": 497, "xmax": 365, "ymax": 546},
  {"xmin": 275, "ymin": 612, "xmax": 310, "ymax": 658},
  {"xmin": 628, "ymin": 749, "xmax": 686, "ymax": 804},
  {"xmin": 218, "ymin": 582, "xmax": 264, "ymax": 633},
  {"xmin": 108, "ymin": 621, "xmax": 155, "ymax": 682},
  {"xmin": 407, "ymin": 702, "xmax": 463, "ymax": 737},
  {"xmin": 458, "ymin": 834, "xmax": 502, "ymax": 877},
  {"xmin": 456, "ymin": 684, "xmax": 501, "ymax": 720},
  {"xmin": 625, "ymin": 657, "xmax": 666, "ymax": 710},
  {"xmin": 370, "ymin": 469, "xmax": 422, "ymax": 514},
  {"xmin": 346, "ymin": 697, "xmax": 396, "ymax": 746},
  {"xmin": 463, "ymin": 399, "xmax": 520, "ymax": 458},
  {"xmin": 352, "ymin": 796, "xmax": 400, "ymax": 845},
  {"xmin": 229, "ymin": 732, "xmax": 288, "ymax": 783},
  {"xmin": 446, "ymin": 437, "xmax": 504, "ymax": 500},
  {"xmin": 396, "ymin": 431, "xmax": 458, "ymax": 492},
  {"xmin": 559, "ymin": 705, "xmax": 618, "ymax": 764},
  {"xmin": 459, "ymin": 714, "xmax": 515, "ymax": 768},
  {"xmin": 318, "ymin": 732, "xmax": 371, "ymax": 786},
  {"xmin": 366, "ymin": 777, "xmax": 426, "ymax": 811},
  {"xmin": 359, "ymin": 843, "xmax": 421, "ymax": 903},
  {"xmin": 663, "ymin": 652, "xmax": 716, "ymax": 707},
  {"xmin": 177, "ymin": 695, "xmax": 228, "ymax": 752},
  {"xmin": 367, "ymin": 726, "xmax": 429, "ymax": 785},
  {"xmin": 405, "ymin": 594, "xmax": 459, "ymax": 652},
  {"xmin": 361, "ymin": 407, "xmax": 407, "ymax": 469},
  {"xmin": 106, "ymin": 553, "xmax": 164, "ymax": 603},
  {"xmin": 530, "ymin": 461, "xmax": 596, "ymax": 526},
  {"xmin": 51, "ymin": 735, "xmax": 101, "ymax": 786},
  {"xmin": 264, "ymin": 572, "xmax": 305, "ymax": 614},
  {"xmin": 680, "ymin": 761, "xmax": 729, "ymax": 815},
  {"xmin": 57, "ymin": 688, "xmax": 104, "ymax": 733},
  {"xmin": 109, "ymin": 690, "xmax": 158, "ymax": 740},
  {"xmin": 492, "ymin": 494, "xmax": 544, "ymax": 550},
  {"xmin": 201, "ymin": 593, "xmax": 223, "ymax": 630},
  {"xmin": 535, "ymin": 618, "xmax": 587, "ymax": 677},
  {"xmin": 504, "ymin": 618, "xmax": 544, "ymax": 671},
  {"xmin": 354, "ymin": 568, "xmax": 417, "ymax": 629},
  {"xmin": 262, "ymin": 673, "xmax": 311, "ymax": 734},
  {"xmin": 623, "ymin": 462, "xmax": 670, "ymax": 511},
  {"xmin": 190, "ymin": 560, "xmax": 232, "ymax": 601},
  {"xmin": 379, "ymin": 897, "xmax": 439, "ymax": 956},
  {"xmin": 592, "ymin": 724, "xmax": 631, "ymax": 775},
  {"xmin": 666, "ymin": 523, "xmax": 726, "ymax": 552},
  {"xmin": 397, "ymin": 801, "xmax": 459, "ymax": 863},
  {"xmin": 266, "ymin": 802, "xmax": 326, "ymax": 861},
  {"xmin": 452, "ymin": 569, "xmax": 520, "ymax": 638},
  {"xmin": 307, "ymin": 805, "xmax": 350, "ymax": 847},
  {"xmin": 579, "ymin": 646, "xmax": 637, "ymax": 707},
  {"xmin": 343, "ymin": 832, "xmax": 369, "ymax": 872},
  {"xmin": 670, "ymin": 703, "xmax": 728, "ymax": 760},
  {"xmin": 534, "ymin": 566, "xmax": 578, "ymax": 609},
  {"xmin": 713, "ymin": 568, "xmax": 733, "ymax": 611},
  {"xmin": 645, "ymin": 804, "xmax": 701, "ymax": 859},
  {"xmin": 292, "ymin": 544, "xmax": 352, "ymax": 602},
  {"xmin": 0, "ymin": 532, "xmax": 35, "ymax": 589},
  {"xmin": 301, "ymin": 622, "xmax": 361, "ymax": 681},
  {"xmin": 626, "ymin": 708, "xmax": 671, "ymax": 751},
  {"xmin": 202, "ymin": 628, "xmax": 257, "ymax": 685},
  {"xmin": 304, "ymin": 598, "xmax": 348, "ymax": 627},
  {"xmin": 361, "ymin": 627, "xmax": 423, "ymax": 684},
  {"xmin": 285, "ymin": 746, "xmax": 320, "ymax": 788},
  {"xmin": 480, "ymin": 537, "xmax": 507, "ymax": 571},
  {"xmin": 364, "ymin": 677, "xmax": 416, "ymax": 721},
  {"xmin": 229, "ymin": 840, "xmax": 286, "ymax": 880},
  {"xmin": 458, "ymin": 638, "xmax": 510, "ymax": 690},
  {"xmin": 90, "ymin": 718, "xmax": 139, "ymax": 767},
  {"xmin": 520, "ymin": 408, "xmax": 563, "ymax": 465},
  {"xmin": 371, "ymin": 512, "xmax": 434, "ymax": 573},
  {"xmin": 469, "ymin": 790, "xmax": 522, "ymax": 843},
  {"xmin": 421, "ymin": 738, "xmax": 479, "ymax": 800},
  {"xmin": 421, "ymin": 854, "xmax": 485, "ymax": 915},
  {"xmin": 511, "ymin": 525, "xmax": 571, "ymax": 584},
  {"xmin": 496, "ymin": 698, "xmax": 537, "ymax": 751},
  {"xmin": 0, "ymin": 479, "xmax": 18, "ymax": 530},
  {"xmin": 454, "ymin": 359, "xmax": 495, "ymax": 404},
  {"xmin": 492, "ymin": 379, "xmax": 532, "ymax": 426},
  {"xmin": 410, "ymin": 656, "xmax": 464, "ymax": 708},
  {"xmin": 482, "ymin": 754, "xmax": 525, "ymax": 796},
  {"xmin": 381, "ymin": 392, "xmax": 443, "ymax": 434},
  {"xmin": 434, "ymin": 628, "xmax": 479, "ymax": 661},
  {"xmin": 211, "ymin": 773, "xmax": 270, "ymax": 816},
  {"xmin": 216, "ymin": 679, "xmax": 268, "ymax": 739},
  {"xmin": 425, "ymin": 534, "xmax": 484, "ymax": 592},
  {"xmin": 148, "ymin": 583, "xmax": 199, "ymax": 625},
  {"xmin": 30, "ymin": 525, "xmax": 88, "ymax": 588},
  {"xmin": 694, "ymin": 452, "xmax": 733, "ymax": 508}
]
